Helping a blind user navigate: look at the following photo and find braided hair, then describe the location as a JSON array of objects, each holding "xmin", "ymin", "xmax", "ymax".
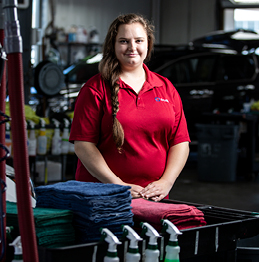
[{"xmin": 99, "ymin": 13, "xmax": 155, "ymax": 152}]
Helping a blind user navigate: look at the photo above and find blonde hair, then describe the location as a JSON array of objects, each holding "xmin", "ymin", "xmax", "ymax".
[{"xmin": 99, "ymin": 13, "xmax": 155, "ymax": 152}]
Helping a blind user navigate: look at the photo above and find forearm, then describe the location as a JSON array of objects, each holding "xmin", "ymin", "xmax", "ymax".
[
  {"xmin": 74, "ymin": 141, "xmax": 125, "ymax": 185},
  {"xmin": 74, "ymin": 141, "xmax": 144, "ymax": 198},
  {"xmin": 140, "ymin": 141, "xmax": 189, "ymax": 201},
  {"xmin": 160, "ymin": 141, "xmax": 190, "ymax": 186}
]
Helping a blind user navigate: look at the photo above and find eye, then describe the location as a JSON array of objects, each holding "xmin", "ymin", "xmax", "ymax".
[{"xmin": 119, "ymin": 39, "xmax": 128, "ymax": 44}]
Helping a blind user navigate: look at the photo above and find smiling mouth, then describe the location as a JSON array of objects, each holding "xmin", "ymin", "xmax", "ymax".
[{"xmin": 126, "ymin": 53, "xmax": 138, "ymax": 57}]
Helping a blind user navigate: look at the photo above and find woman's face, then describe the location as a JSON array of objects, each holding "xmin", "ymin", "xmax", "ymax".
[{"xmin": 115, "ymin": 22, "xmax": 148, "ymax": 71}]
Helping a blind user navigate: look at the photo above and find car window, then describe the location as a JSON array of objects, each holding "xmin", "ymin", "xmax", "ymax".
[
  {"xmin": 193, "ymin": 56, "xmax": 216, "ymax": 82},
  {"xmin": 158, "ymin": 55, "xmax": 217, "ymax": 84},
  {"xmin": 158, "ymin": 59, "xmax": 194, "ymax": 83},
  {"xmin": 146, "ymin": 48, "xmax": 194, "ymax": 71},
  {"xmin": 156, "ymin": 53, "xmax": 256, "ymax": 85},
  {"xmin": 216, "ymin": 55, "xmax": 255, "ymax": 81},
  {"xmin": 146, "ymin": 55, "xmax": 173, "ymax": 71}
]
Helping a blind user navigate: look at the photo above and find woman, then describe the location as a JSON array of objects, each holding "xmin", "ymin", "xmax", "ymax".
[{"xmin": 69, "ymin": 13, "xmax": 190, "ymax": 201}]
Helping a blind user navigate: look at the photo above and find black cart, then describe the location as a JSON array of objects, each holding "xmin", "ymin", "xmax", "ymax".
[{"xmin": 38, "ymin": 199, "xmax": 259, "ymax": 262}]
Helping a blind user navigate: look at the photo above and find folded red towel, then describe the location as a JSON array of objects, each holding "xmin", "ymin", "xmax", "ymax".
[{"xmin": 131, "ymin": 198, "xmax": 206, "ymax": 231}]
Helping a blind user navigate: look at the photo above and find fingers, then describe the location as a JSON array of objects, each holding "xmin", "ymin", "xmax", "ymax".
[
  {"xmin": 130, "ymin": 187, "xmax": 142, "ymax": 199},
  {"xmin": 140, "ymin": 181, "xmax": 168, "ymax": 201},
  {"xmin": 131, "ymin": 192, "xmax": 142, "ymax": 199},
  {"xmin": 128, "ymin": 181, "xmax": 169, "ymax": 201},
  {"xmin": 140, "ymin": 186, "xmax": 160, "ymax": 201},
  {"xmin": 129, "ymin": 184, "xmax": 145, "ymax": 199}
]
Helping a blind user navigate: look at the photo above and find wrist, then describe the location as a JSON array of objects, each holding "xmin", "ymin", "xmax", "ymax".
[{"xmin": 159, "ymin": 176, "xmax": 174, "ymax": 187}]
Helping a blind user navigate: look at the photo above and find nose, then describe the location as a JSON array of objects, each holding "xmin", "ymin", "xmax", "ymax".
[{"xmin": 128, "ymin": 40, "xmax": 136, "ymax": 51}]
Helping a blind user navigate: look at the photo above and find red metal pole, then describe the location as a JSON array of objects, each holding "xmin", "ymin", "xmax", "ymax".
[
  {"xmin": 7, "ymin": 52, "xmax": 39, "ymax": 262},
  {"xmin": 4, "ymin": 1, "xmax": 39, "ymax": 261},
  {"xmin": 0, "ymin": 26, "xmax": 7, "ymax": 262}
]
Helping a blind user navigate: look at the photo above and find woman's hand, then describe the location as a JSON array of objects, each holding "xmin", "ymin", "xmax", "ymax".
[
  {"xmin": 139, "ymin": 179, "xmax": 172, "ymax": 202},
  {"xmin": 125, "ymin": 183, "xmax": 145, "ymax": 199}
]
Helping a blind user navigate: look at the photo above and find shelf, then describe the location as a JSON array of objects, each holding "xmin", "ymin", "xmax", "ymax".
[{"xmin": 57, "ymin": 42, "xmax": 102, "ymax": 67}]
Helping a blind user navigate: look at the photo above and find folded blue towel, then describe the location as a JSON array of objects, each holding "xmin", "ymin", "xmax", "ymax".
[
  {"xmin": 35, "ymin": 190, "xmax": 131, "ymax": 214},
  {"xmin": 73, "ymin": 209, "xmax": 133, "ymax": 224},
  {"xmin": 35, "ymin": 180, "xmax": 131, "ymax": 197},
  {"xmin": 35, "ymin": 181, "xmax": 134, "ymax": 243}
]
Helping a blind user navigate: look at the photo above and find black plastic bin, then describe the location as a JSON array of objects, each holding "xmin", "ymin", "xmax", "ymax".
[
  {"xmin": 196, "ymin": 124, "xmax": 239, "ymax": 182},
  {"xmin": 237, "ymin": 234, "xmax": 259, "ymax": 262}
]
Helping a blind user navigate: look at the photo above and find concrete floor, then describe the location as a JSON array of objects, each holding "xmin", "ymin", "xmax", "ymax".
[{"xmin": 170, "ymin": 162, "xmax": 259, "ymax": 213}]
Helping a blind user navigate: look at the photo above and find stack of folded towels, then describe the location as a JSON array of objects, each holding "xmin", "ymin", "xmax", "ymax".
[
  {"xmin": 6, "ymin": 201, "xmax": 75, "ymax": 248},
  {"xmin": 131, "ymin": 198, "xmax": 206, "ymax": 232},
  {"xmin": 34, "ymin": 180, "xmax": 133, "ymax": 243}
]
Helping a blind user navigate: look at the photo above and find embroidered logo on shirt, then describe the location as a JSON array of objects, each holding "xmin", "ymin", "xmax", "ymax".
[{"xmin": 155, "ymin": 97, "xmax": 169, "ymax": 103}]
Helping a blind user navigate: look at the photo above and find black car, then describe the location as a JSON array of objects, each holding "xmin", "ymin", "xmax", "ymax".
[{"xmin": 154, "ymin": 49, "xmax": 259, "ymax": 139}]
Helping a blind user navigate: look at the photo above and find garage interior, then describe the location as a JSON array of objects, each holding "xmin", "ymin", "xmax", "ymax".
[{"xmin": 1, "ymin": 0, "xmax": 259, "ymax": 261}]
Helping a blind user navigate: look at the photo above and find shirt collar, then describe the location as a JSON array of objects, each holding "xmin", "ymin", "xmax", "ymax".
[
  {"xmin": 143, "ymin": 63, "xmax": 164, "ymax": 88},
  {"xmin": 119, "ymin": 63, "xmax": 164, "ymax": 91}
]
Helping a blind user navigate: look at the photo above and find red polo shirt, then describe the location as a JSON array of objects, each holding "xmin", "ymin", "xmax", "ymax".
[{"xmin": 69, "ymin": 64, "xmax": 190, "ymax": 187}]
